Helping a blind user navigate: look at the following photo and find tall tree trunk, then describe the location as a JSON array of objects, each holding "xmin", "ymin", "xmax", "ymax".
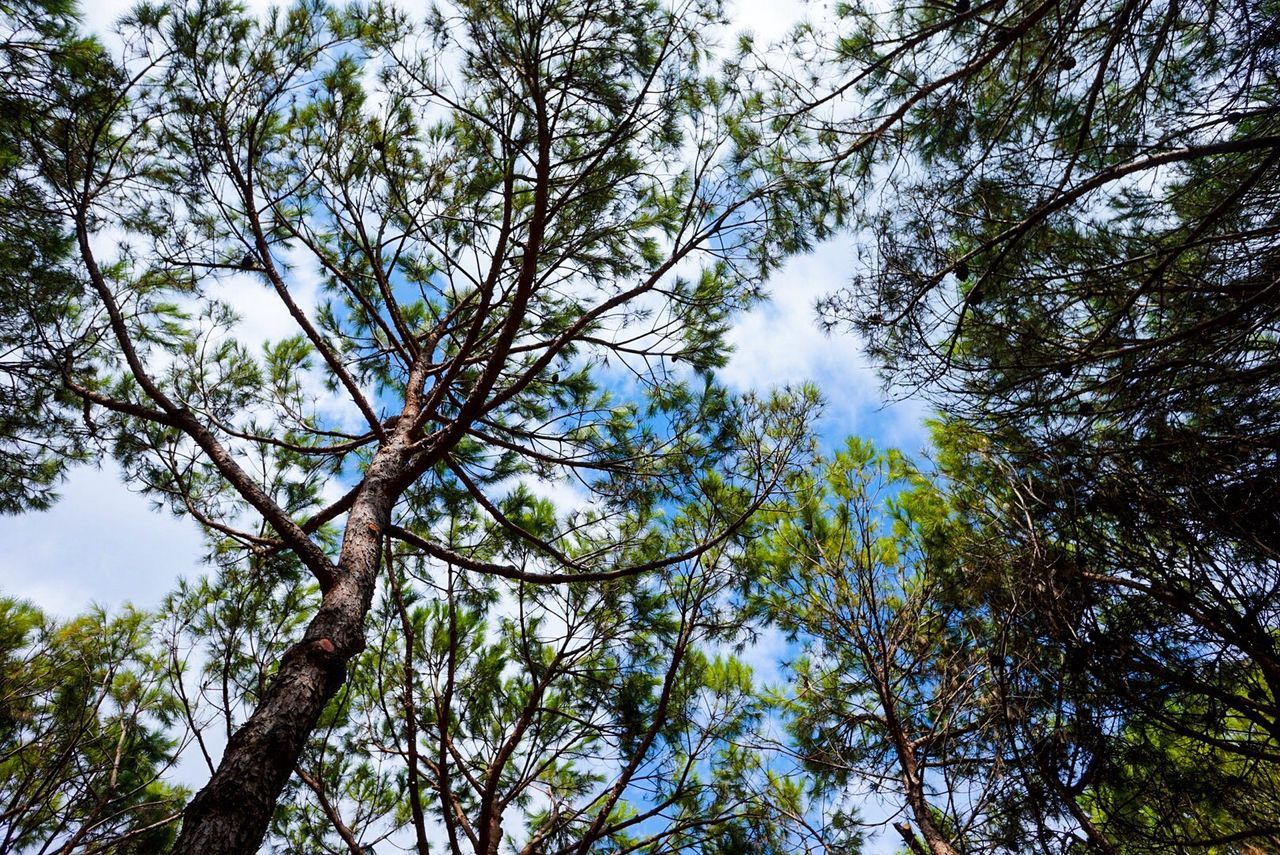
[
  {"xmin": 172, "ymin": 443, "xmax": 410, "ymax": 854},
  {"xmin": 900, "ymin": 762, "xmax": 963, "ymax": 855},
  {"xmin": 878, "ymin": 673, "xmax": 963, "ymax": 855}
]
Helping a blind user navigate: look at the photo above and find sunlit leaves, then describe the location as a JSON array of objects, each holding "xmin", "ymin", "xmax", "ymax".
[{"xmin": 0, "ymin": 598, "xmax": 188, "ymax": 851}]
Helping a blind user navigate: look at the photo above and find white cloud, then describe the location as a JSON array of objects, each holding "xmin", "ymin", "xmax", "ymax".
[
  {"xmin": 729, "ymin": 0, "xmax": 810, "ymax": 43},
  {"xmin": 719, "ymin": 238, "xmax": 929, "ymax": 452},
  {"xmin": 0, "ymin": 462, "xmax": 206, "ymax": 617}
]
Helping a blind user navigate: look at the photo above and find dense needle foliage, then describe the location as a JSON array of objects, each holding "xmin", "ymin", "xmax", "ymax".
[{"xmin": 0, "ymin": 0, "xmax": 1276, "ymax": 850}]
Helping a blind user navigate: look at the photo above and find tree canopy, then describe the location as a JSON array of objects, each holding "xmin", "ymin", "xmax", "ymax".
[
  {"xmin": 800, "ymin": 0, "xmax": 1280, "ymax": 847},
  {"xmin": 1, "ymin": 0, "xmax": 1277, "ymax": 851},
  {"xmin": 3, "ymin": 0, "xmax": 836, "ymax": 848}
]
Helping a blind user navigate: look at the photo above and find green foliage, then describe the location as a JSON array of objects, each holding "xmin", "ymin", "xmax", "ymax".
[
  {"xmin": 203, "ymin": 481, "xmax": 840, "ymax": 853},
  {"xmin": 792, "ymin": 0, "xmax": 1280, "ymax": 847},
  {"xmin": 923, "ymin": 418, "xmax": 1280, "ymax": 853},
  {"xmin": 1, "ymin": 0, "xmax": 836, "ymax": 590},
  {"xmin": 752, "ymin": 440, "xmax": 992, "ymax": 853},
  {"xmin": 816, "ymin": 0, "xmax": 1280, "ymax": 596},
  {"xmin": 755, "ymin": 428, "xmax": 1280, "ymax": 852},
  {"xmin": 0, "ymin": 596, "xmax": 188, "ymax": 851},
  {"xmin": 0, "ymin": 0, "xmax": 837, "ymax": 848},
  {"xmin": 14, "ymin": 0, "xmax": 1275, "ymax": 849},
  {"xmin": 0, "ymin": 0, "xmax": 112, "ymax": 512}
]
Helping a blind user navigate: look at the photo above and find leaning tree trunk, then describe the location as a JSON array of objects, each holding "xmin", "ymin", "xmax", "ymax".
[
  {"xmin": 880, "ymin": 683, "xmax": 963, "ymax": 855},
  {"xmin": 899, "ymin": 761, "xmax": 963, "ymax": 855},
  {"xmin": 172, "ymin": 441, "xmax": 411, "ymax": 854}
]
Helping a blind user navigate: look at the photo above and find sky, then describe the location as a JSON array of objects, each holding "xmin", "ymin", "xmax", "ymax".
[{"xmin": 0, "ymin": 0, "xmax": 927, "ymax": 849}]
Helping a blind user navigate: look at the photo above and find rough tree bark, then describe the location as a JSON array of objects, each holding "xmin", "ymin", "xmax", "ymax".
[{"xmin": 173, "ymin": 437, "xmax": 414, "ymax": 853}]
